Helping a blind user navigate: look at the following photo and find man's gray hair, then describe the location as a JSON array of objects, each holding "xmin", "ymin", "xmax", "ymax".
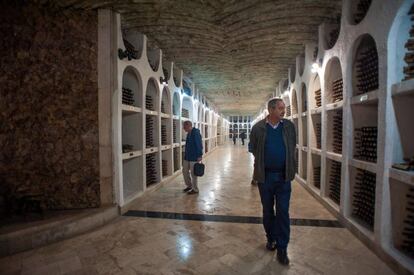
[
  {"xmin": 183, "ymin": 120, "xmax": 193, "ymax": 127},
  {"xmin": 267, "ymin": 97, "xmax": 284, "ymax": 110}
]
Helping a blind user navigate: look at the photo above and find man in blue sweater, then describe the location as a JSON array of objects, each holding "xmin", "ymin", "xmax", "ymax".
[
  {"xmin": 249, "ymin": 98, "xmax": 297, "ymax": 265},
  {"xmin": 182, "ymin": 121, "xmax": 203, "ymax": 194}
]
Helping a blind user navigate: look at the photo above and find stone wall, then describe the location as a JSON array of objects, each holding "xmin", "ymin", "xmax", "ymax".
[{"xmin": 0, "ymin": 3, "xmax": 100, "ymax": 210}]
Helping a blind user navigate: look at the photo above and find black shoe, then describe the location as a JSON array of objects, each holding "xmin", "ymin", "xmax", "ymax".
[
  {"xmin": 183, "ymin": 187, "xmax": 192, "ymax": 192},
  {"xmin": 277, "ymin": 249, "xmax": 289, "ymax": 265},
  {"xmin": 187, "ymin": 189, "xmax": 199, "ymax": 194},
  {"xmin": 266, "ymin": 241, "xmax": 276, "ymax": 251}
]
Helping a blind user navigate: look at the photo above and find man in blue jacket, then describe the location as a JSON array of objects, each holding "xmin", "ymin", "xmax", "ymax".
[
  {"xmin": 250, "ymin": 98, "xmax": 296, "ymax": 265},
  {"xmin": 182, "ymin": 121, "xmax": 203, "ymax": 194}
]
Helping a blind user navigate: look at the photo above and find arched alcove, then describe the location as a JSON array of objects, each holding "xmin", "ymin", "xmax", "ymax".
[
  {"xmin": 145, "ymin": 78, "xmax": 159, "ymax": 111},
  {"xmin": 325, "ymin": 57, "xmax": 343, "ymax": 104},
  {"xmin": 122, "ymin": 66, "xmax": 142, "ymax": 108},
  {"xmin": 301, "ymin": 83, "xmax": 307, "ymax": 112},
  {"xmin": 147, "ymin": 47, "xmax": 160, "ymax": 72},
  {"xmin": 292, "ymin": 89, "xmax": 298, "ymax": 115},
  {"xmin": 161, "ymin": 87, "xmax": 171, "ymax": 114},
  {"xmin": 349, "ymin": 0, "xmax": 372, "ymax": 25},
  {"xmin": 120, "ymin": 29, "xmax": 144, "ymax": 60},
  {"xmin": 352, "ymin": 34, "xmax": 379, "ymax": 96},
  {"xmin": 310, "ymin": 74, "xmax": 321, "ymax": 109}
]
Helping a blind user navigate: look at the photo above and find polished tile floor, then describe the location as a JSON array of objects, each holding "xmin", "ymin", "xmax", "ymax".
[{"xmin": 0, "ymin": 144, "xmax": 396, "ymax": 274}]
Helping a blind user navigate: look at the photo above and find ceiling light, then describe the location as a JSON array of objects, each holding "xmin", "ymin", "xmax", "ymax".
[{"xmin": 311, "ymin": 62, "xmax": 319, "ymax": 73}]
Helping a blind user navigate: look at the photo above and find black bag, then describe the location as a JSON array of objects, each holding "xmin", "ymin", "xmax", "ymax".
[{"xmin": 193, "ymin": 162, "xmax": 205, "ymax": 177}]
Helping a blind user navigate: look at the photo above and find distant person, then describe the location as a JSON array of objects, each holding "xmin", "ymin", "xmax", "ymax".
[
  {"xmin": 182, "ymin": 121, "xmax": 203, "ymax": 194},
  {"xmin": 240, "ymin": 131, "xmax": 246, "ymax": 145},
  {"xmin": 232, "ymin": 134, "xmax": 237, "ymax": 145},
  {"xmin": 249, "ymin": 98, "xmax": 296, "ymax": 265}
]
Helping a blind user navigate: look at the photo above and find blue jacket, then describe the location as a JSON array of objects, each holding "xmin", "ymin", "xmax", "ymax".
[{"xmin": 184, "ymin": 128, "xmax": 203, "ymax": 161}]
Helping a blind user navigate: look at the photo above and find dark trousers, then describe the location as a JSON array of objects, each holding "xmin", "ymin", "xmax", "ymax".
[{"xmin": 258, "ymin": 172, "xmax": 291, "ymax": 250}]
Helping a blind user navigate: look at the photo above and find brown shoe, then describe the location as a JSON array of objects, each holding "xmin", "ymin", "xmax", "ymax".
[{"xmin": 187, "ymin": 189, "xmax": 199, "ymax": 194}]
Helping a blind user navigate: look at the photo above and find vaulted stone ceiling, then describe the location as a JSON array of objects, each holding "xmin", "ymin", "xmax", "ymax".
[{"xmin": 54, "ymin": 0, "xmax": 342, "ymax": 115}]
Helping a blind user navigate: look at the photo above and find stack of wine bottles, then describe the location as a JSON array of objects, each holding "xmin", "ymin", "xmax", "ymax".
[
  {"xmin": 173, "ymin": 120, "xmax": 178, "ymax": 143},
  {"xmin": 354, "ymin": 0, "xmax": 372, "ymax": 24},
  {"xmin": 162, "ymin": 159, "xmax": 168, "ymax": 177},
  {"xmin": 118, "ymin": 39, "xmax": 139, "ymax": 60},
  {"xmin": 313, "ymin": 166, "xmax": 321, "ymax": 189},
  {"xmin": 146, "ymin": 154, "xmax": 157, "ymax": 186},
  {"xmin": 205, "ymin": 126, "xmax": 208, "ymax": 138},
  {"xmin": 161, "ymin": 101, "xmax": 166, "ymax": 114},
  {"xmin": 355, "ymin": 47, "xmax": 378, "ymax": 95},
  {"xmin": 332, "ymin": 78, "xmax": 343, "ymax": 102},
  {"xmin": 327, "ymin": 28, "xmax": 340, "ymax": 49},
  {"xmin": 329, "ymin": 160, "xmax": 341, "ymax": 205},
  {"xmin": 286, "ymin": 105, "xmax": 291, "ymax": 117},
  {"xmin": 122, "ymin": 144, "xmax": 133, "ymax": 153},
  {"xmin": 146, "ymin": 95, "xmax": 154, "ymax": 110},
  {"xmin": 163, "ymin": 67, "xmax": 169, "ymax": 81},
  {"xmin": 404, "ymin": 5, "xmax": 414, "ymax": 81},
  {"xmin": 401, "ymin": 187, "xmax": 414, "ymax": 257},
  {"xmin": 316, "ymin": 122, "xmax": 322, "ymax": 149},
  {"xmin": 313, "ymin": 47, "xmax": 318, "ymax": 61},
  {"xmin": 174, "ymin": 148, "xmax": 180, "ymax": 172},
  {"xmin": 181, "ymin": 108, "xmax": 189, "ymax": 118},
  {"xmin": 354, "ymin": 126, "xmax": 377, "ymax": 162},
  {"xmin": 146, "ymin": 116, "xmax": 155, "ymax": 148},
  {"xmin": 332, "ymin": 111, "xmax": 343, "ymax": 154},
  {"xmin": 352, "ymin": 169, "xmax": 376, "ymax": 229},
  {"xmin": 161, "ymin": 124, "xmax": 167, "ymax": 145},
  {"xmin": 122, "ymin": 87, "xmax": 134, "ymax": 106},
  {"xmin": 149, "ymin": 58, "xmax": 157, "ymax": 71},
  {"xmin": 315, "ymin": 89, "xmax": 322, "ymax": 107},
  {"xmin": 302, "ymin": 94, "xmax": 307, "ymax": 112}
]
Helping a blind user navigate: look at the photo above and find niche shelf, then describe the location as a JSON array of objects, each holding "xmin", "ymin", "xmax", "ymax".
[
  {"xmin": 324, "ymin": 19, "xmax": 341, "ymax": 50},
  {"xmin": 122, "ymin": 67, "xmax": 142, "ymax": 109},
  {"xmin": 301, "ymin": 115, "xmax": 308, "ymax": 148},
  {"xmin": 146, "ymin": 153, "xmax": 159, "ymax": 187},
  {"xmin": 147, "ymin": 47, "xmax": 160, "ymax": 72},
  {"xmin": 119, "ymin": 30, "xmax": 144, "ymax": 61},
  {"xmin": 162, "ymin": 150, "xmax": 172, "ymax": 178},
  {"xmin": 350, "ymin": 0, "xmax": 372, "ymax": 25},
  {"xmin": 310, "ymin": 74, "xmax": 322, "ymax": 110},
  {"xmin": 122, "ymin": 157, "xmax": 143, "ymax": 201},
  {"xmin": 301, "ymin": 83, "xmax": 307, "ymax": 113},
  {"xmin": 403, "ymin": 5, "xmax": 414, "ymax": 81},
  {"xmin": 310, "ymin": 112, "xmax": 322, "ymax": 150},
  {"xmin": 173, "ymin": 147, "xmax": 180, "ymax": 172},
  {"xmin": 173, "ymin": 119, "xmax": 180, "ymax": 144},
  {"xmin": 310, "ymin": 153, "xmax": 321, "ymax": 189},
  {"xmin": 326, "ymin": 158, "xmax": 342, "ymax": 206},
  {"xmin": 352, "ymin": 35, "xmax": 379, "ymax": 96},
  {"xmin": 325, "ymin": 57, "xmax": 343, "ymax": 105},
  {"xmin": 327, "ymin": 109, "xmax": 343, "ymax": 154},
  {"xmin": 161, "ymin": 118, "xmax": 171, "ymax": 146},
  {"xmin": 300, "ymin": 149, "xmax": 308, "ymax": 181},
  {"xmin": 352, "ymin": 102, "xmax": 378, "ymax": 163},
  {"xmin": 390, "ymin": 179, "xmax": 414, "ymax": 259},
  {"xmin": 391, "ymin": 82, "xmax": 414, "ymax": 180},
  {"xmin": 350, "ymin": 167, "xmax": 376, "ymax": 231},
  {"xmin": 292, "ymin": 89, "xmax": 299, "ymax": 115}
]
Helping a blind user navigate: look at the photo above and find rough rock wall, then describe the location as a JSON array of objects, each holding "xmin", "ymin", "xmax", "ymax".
[{"xmin": 0, "ymin": 3, "xmax": 100, "ymax": 209}]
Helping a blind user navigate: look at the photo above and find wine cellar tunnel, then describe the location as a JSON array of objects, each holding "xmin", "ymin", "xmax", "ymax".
[{"xmin": 1, "ymin": 0, "xmax": 414, "ymax": 274}]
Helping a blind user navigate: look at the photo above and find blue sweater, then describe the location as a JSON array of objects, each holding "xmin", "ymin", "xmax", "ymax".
[
  {"xmin": 184, "ymin": 128, "xmax": 203, "ymax": 161},
  {"xmin": 264, "ymin": 123, "xmax": 286, "ymax": 173}
]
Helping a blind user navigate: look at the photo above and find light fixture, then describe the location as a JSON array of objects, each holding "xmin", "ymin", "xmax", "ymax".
[
  {"xmin": 159, "ymin": 76, "xmax": 168, "ymax": 86},
  {"xmin": 311, "ymin": 62, "xmax": 319, "ymax": 73}
]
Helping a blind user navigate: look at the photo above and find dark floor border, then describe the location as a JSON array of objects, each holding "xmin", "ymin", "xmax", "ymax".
[{"xmin": 123, "ymin": 210, "xmax": 343, "ymax": 228}]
